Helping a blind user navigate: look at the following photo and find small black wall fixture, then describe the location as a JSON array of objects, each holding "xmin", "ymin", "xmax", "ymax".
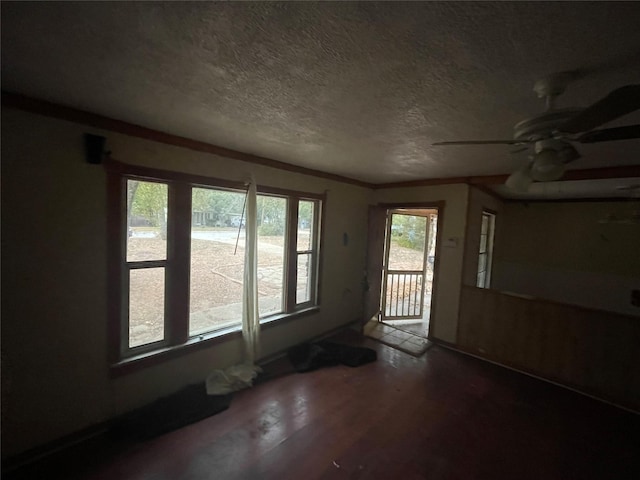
[{"xmin": 84, "ymin": 133, "xmax": 107, "ymax": 164}]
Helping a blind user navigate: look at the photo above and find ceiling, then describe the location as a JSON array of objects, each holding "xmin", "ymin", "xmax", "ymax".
[{"xmin": 2, "ymin": 2, "xmax": 640, "ymax": 192}]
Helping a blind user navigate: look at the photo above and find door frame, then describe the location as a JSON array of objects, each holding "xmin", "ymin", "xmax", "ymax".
[{"xmin": 376, "ymin": 201, "xmax": 445, "ymax": 340}]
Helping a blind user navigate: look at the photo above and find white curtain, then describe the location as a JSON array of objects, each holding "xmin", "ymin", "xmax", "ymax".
[
  {"xmin": 242, "ymin": 179, "xmax": 260, "ymax": 365},
  {"xmin": 206, "ymin": 180, "xmax": 261, "ymax": 395}
]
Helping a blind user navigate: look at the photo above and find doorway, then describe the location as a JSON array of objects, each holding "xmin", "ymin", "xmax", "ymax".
[{"xmin": 381, "ymin": 208, "xmax": 438, "ymax": 338}]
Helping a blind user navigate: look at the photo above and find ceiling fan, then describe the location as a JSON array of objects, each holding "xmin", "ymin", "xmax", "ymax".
[{"xmin": 432, "ymin": 73, "xmax": 640, "ymax": 191}]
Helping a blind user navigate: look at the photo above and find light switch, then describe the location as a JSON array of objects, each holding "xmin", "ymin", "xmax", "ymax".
[{"xmin": 444, "ymin": 237, "xmax": 458, "ymax": 248}]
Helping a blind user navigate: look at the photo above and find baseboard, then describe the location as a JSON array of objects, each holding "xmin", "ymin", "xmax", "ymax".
[
  {"xmin": 257, "ymin": 318, "xmax": 361, "ymax": 366},
  {"xmin": 4, "ymin": 319, "xmax": 361, "ymax": 473},
  {"xmin": 430, "ymin": 338, "xmax": 639, "ymax": 416},
  {"xmin": 2, "ymin": 421, "xmax": 110, "ymax": 474}
]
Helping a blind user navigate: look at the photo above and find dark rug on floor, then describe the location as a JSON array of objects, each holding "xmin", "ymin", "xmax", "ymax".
[
  {"xmin": 287, "ymin": 340, "xmax": 377, "ymax": 372},
  {"xmin": 110, "ymin": 383, "xmax": 232, "ymax": 441}
]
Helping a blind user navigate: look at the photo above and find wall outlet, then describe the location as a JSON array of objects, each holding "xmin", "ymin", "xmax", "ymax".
[{"xmin": 631, "ymin": 289, "xmax": 640, "ymax": 307}]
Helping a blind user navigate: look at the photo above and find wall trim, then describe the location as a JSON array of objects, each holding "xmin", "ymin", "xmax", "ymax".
[
  {"xmin": 4, "ymin": 92, "xmax": 638, "ymax": 192},
  {"xmin": 470, "ymin": 183, "xmax": 504, "ymax": 201},
  {"xmin": 374, "ymin": 165, "xmax": 640, "ymax": 189},
  {"xmin": 1, "ymin": 91, "xmax": 373, "ymax": 189},
  {"xmin": 374, "ymin": 174, "xmax": 510, "ymax": 189},
  {"xmin": 464, "ymin": 284, "xmax": 638, "ymax": 319},
  {"xmin": 504, "ymin": 196, "xmax": 640, "ymax": 204}
]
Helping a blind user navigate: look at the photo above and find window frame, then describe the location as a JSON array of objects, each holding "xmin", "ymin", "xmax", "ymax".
[
  {"xmin": 107, "ymin": 161, "xmax": 324, "ymax": 370},
  {"xmin": 292, "ymin": 198, "xmax": 321, "ymax": 309},
  {"xmin": 122, "ymin": 178, "xmax": 171, "ymax": 356},
  {"xmin": 476, "ymin": 210, "xmax": 496, "ymax": 289}
]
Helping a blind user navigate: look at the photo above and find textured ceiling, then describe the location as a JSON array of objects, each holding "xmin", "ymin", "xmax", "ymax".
[{"xmin": 2, "ymin": 1, "xmax": 640, "ymax": 184}]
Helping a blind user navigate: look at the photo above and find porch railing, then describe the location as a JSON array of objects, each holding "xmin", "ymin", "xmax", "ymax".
[{"xmin": 383, "ymin": 270, "xmax": 424, "ymax": 318}]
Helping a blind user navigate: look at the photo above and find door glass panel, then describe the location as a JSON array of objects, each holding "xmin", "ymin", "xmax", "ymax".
[{"xmin": 387, "ymin": 214, "xmax": 427, "ymax": 271}]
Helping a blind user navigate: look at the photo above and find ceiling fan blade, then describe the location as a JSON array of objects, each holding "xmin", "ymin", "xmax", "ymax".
[
  {"xmin": 578, "ymin": 125, "xmax": 640, "ymax": 143},
  {"xmin": 432, "ymin": 139, "xmax": 526, "ymax": 146},
  {"xmin": 559, "ymin": 85, "xmax": 640, "ymax": 134}
]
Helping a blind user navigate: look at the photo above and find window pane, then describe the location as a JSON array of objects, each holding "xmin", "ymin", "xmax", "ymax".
[
  {"xmin": 127, "ymin": 180, "xmax": 168, "ymax": 262},
  {"xmin": 479, "ymin": 233, "xmax": 487, "ymax": 253},
  {"xmin": 296, "ymin": 253, "xmax": 312, "ymax": 304},
  {"xmin": 129, "ymin": 268, "xmax": 165, "ymax": 347},
  {"xmin": 481, "ymin": 215, "xmax": 489, "ymax": 234},
  {"xmin": 189, "ymin": 188, "xmax": 246, "ymax": 335},
  {"xmin": 257, "ymin": 195, "xmax": 287, "ymax": 317},
  {"xmin": 478, "ymin": 253, "xmax": 487, "ymax": 272},
  {"xmin": 478, "ymin": 211, "xmax": 495, "ymax": 289},
  {"xmin": 297, "ymin": 200, "xmax": 314, "ymax": 251}
]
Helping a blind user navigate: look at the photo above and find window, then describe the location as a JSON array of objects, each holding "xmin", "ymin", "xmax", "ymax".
[
  {"xmin": 296, "ymin": 200, "xmax": 317, "ymax": 305},
  {"xmin": 477, "ymin": 211, "xmax": 496, "ymax": 288},
  {"xmin": 126, "ymin": 180, "xmax": 168, "ymax": 348},
  {"xmin": 109, "ymin": 163, "xmax": 323, "ymax": 363}
]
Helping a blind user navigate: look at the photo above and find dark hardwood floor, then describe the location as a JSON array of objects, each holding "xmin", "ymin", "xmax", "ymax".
[{"xmin": 7, "ymin": 330, "xmax": 640, "ymax": 479}]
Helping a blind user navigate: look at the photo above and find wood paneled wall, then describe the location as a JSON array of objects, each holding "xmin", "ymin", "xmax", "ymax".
[{"xmin": 457, "ymin": 286, "xmax": 640, "ymax": 411}]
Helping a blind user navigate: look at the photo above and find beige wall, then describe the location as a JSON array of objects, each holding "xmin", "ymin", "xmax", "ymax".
[
  {"xmin": 493, "ymin": 201, "xmax": 640, "ymax": 315},
  {"xmin": 462, "ymin": 187, "xmax": 504, "ymax": 287},
  {"xmin": 373, "ymin": 184, "xmax": 469, "ymax": 343},
  {"xmin": 15, "ymin": 104, "xmax": 634, "ymax": 457},
  {"xmin": 1, "ymin": 108, "xmax": 372, "ymax": 457}
]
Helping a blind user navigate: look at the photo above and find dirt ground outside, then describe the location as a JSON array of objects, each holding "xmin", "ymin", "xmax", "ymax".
[
  {"xmin": 384, "ymin": 238, "xmax": 435, "ymax": 317},
  {"xmin": 127, "ymin": 228, "xmax": 428, "ymax": 347},
  {"xmin": 128, "ymin": 228, "xmax": 297, "ymax": 347}
]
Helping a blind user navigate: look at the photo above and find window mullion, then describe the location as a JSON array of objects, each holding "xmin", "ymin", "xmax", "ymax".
[
  {"xmin": 167, "ymin": 183, "xmax": 192, "ymax": 344},
  {"xmin": 285, "ymin": 198, "xmax": 299, "ymax": 312},
  {"xmin": 128, "ymin": 260, "xmax": 167, "ymax": 269},
  {"xmin": 107, "ymin": 172, "xmax": 126, "ymax": 362},
  {"xmin": 310, "ymin": 200, "xmax": 320, "ymax": 304}
]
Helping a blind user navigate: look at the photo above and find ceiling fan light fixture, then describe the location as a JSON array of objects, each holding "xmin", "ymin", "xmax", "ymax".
[
  {"xmin": 530, "ymin": 149, "xmax": 565, "ymax": 181},
  {"xmin": 505, "ymin": 166, "xmax": 533, "ymax": 192}
]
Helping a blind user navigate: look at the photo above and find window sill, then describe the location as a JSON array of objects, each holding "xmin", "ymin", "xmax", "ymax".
[{"xmin": 110, "ymin": 306, "xmax": 320, "ymax": 377}]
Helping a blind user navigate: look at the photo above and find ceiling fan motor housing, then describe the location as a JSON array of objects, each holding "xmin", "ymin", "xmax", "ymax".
[{"xmin": 513, "ymin": 108, "xmax": 583, "ymax": 143}]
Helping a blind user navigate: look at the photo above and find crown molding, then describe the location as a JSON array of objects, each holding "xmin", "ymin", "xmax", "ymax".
[
  {"xmin": 1, "ymin": 91, "xmax": 373, "ymax": 189},
  {"xmin": 4, "ymin": 91, "xmax": 639, "ymax": 192}
]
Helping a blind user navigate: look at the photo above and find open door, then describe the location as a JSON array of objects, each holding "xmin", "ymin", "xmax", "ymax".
[
  {"xmin": 363, "ymin": 205, "xmax": 387, "ymax": 324},
  {"xmin": 365, "ymin": 205, "xmax": 439, "ymax": 337},
  {"xmin": 381, "ymin": 210, "xmax": 431, "ymax": 320}
]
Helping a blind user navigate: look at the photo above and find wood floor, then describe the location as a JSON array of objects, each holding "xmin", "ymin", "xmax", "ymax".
[{"xmin": 7, "ymin": 330, "xmax": 640, "ymax": 480}]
